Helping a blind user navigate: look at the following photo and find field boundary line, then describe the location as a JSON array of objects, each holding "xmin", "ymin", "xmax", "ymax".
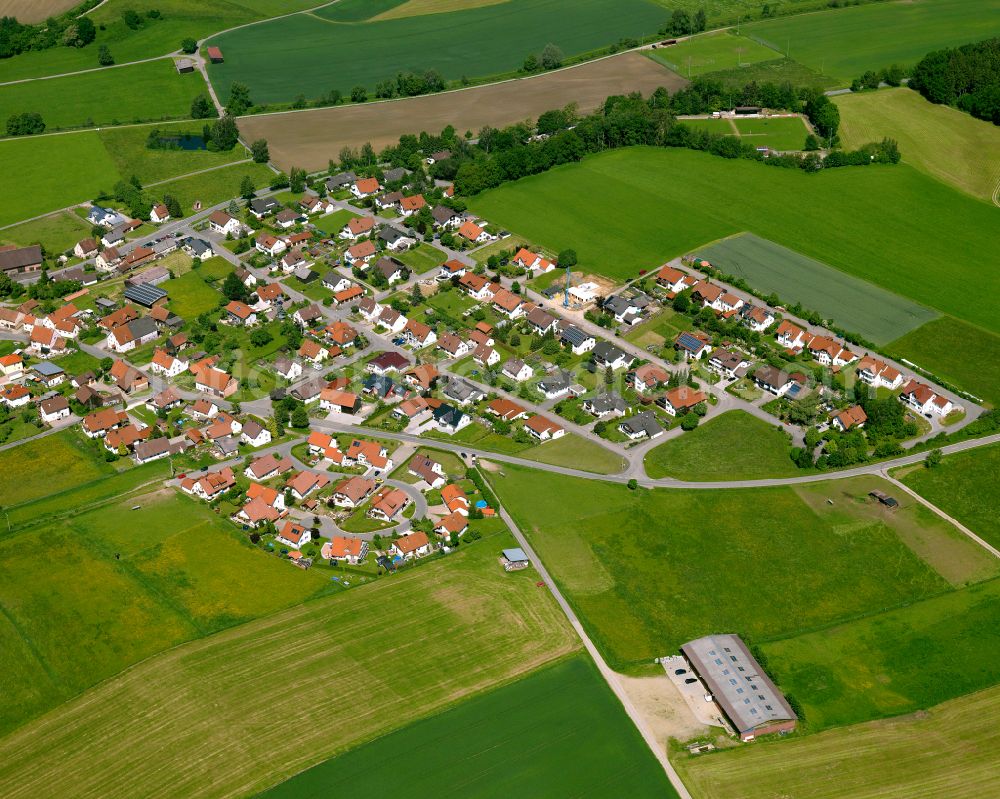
[
  {"xmin": 0, "ymin": 600, "xmax": 60, "ymax": 685},
  {"xmin": 0, "ymin": 54, "xmax": 176, "ymax": 87},
  {"xmin": 880, "ymin": 471, "xmax": 1000, "ymax": 559}
]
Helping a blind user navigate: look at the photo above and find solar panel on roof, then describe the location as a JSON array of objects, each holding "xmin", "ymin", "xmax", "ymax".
[{"xmin": 123, "ymin": 284, "xmax": 168, "ymax": 307}]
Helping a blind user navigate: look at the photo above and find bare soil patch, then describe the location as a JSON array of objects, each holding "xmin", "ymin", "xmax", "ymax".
[
  {"xmin": 618, "ymin": 672, "xmax": 709, "ymax": 746},
  {"xmin": 0, "ymin": 0, "xmax": 78, "ymax": 23},
  {"xmin": 239, "ymin": 53, "xmax": 685, "ymax": 172}
]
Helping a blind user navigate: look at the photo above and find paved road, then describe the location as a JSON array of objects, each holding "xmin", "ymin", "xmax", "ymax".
[{"xmin": 482, "ymin": 468, "xmax": 694, "ymax": 799}]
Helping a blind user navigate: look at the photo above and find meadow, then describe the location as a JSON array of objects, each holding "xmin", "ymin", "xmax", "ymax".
[
  {"xmin": 0, "ymin": 0, "xmax": 323, "ymax": 81},
  {"xmin": 0, "ymin": 60, "xmax": 205, "ymax": 131},
  {"xmin": 744, "ymin": 0, "xmax": 1000, "ymax": 83},
  {"xmin": 520, "ymin": 432, "xmax": 626, "ymax": 474},
  {"xmin": 644, "ymin": 410, "xmax": 800, "ymax": 480},
  {"xmin": 261, "ymin": 655, "xmax": 678, "ymax": 798},
  {"xmin": 207, "ymin": 0, "xmax": 668, "ymax": 104},
  {"xmin": 888, "ymin": 317, "xmax": 1000, "ymax": 408},
  {"xmin": 468, "ymin": 147, "xmax": 1000, "ymax": 338},
  {"xmin": 0, "ymin": 131, "xmax": 120, "ymax": 225},
  {"xmin": 696, "ymin": 232, "xmax": 938, "ymax": 344},
  {"xmin": 0, "ymin": 534, "xmax": 578, "ymax": 798},
  {"xmin": 148, "ymin": 161, "xmax": 273, "ymax": 215},
  {"xmin": 0, "ymin": 210, "xmax": 93, "ymax": 256},
  {"xmin": 647, "ymin": 30, "xmax": 780, "ymax": 78},
  {"xmin": 761, "ymin": 578, "xmax": 1000, "ymax": 730},
  {"xmin": 679, "ymin": 682, "xmax": 1000, "ymax": 799},
  {"xmin": 896, "ymin": 444, "xmax": 1000, "ymax": 550},
  {"xmin": 0, "ymin": 429, "xmax": 115, "ymax": 507},
  {"xmin": 488, "ymin": 466, "xmax": 976, "ymax": 670},
  {"xmin": 0, "ymin": 487, "xmax": 333, "ymax": 736},
  {"xmin": 835, "ymin": 87, "xmax": 1000, "ymax": 204}
]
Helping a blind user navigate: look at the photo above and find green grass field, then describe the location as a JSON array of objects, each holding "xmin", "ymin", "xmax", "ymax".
[
  {"xmin": 0, "ymin": 131, "xmax": 120, "ymax": 225},
  {"xmin": 0, "ymin": 210, "xmax": 93, "ymax": 256},
  {"xmin": 647, "ymin": 30, "xmax": 780, "ymax": 78},
  {"xmin": 679, "ymin": 682, "xmax": 1000, "ymax": 799},
  {"xmin": 149, "ymin": 161, "xmax": 272, "ymax": 215},
  {"xmin": 644, "ymin": 410, "xmax": 800, "ymax": 480},
  {"xmin": 162, "ymin": 263, "xmax": 228, "ymax": 317},
  {"xmin": 397, "ymin": 243, "xmax": 447, "ymax": 273},
  {"xmin": 896, "ymin": 444, "xmax": 1000, "ymax": 550},
  {"xmin": 731, "ymin": 115, "xmax": 810, "ymax": 151},
  {"xmin": 98, "ymin": 122, "xmax": 248, "ymax": 184},
  {"xmin": 744, "ymin": 0, "xmax": 1000, "ymax": 83},
  {"xmin": 0, "ymin": 533, "xmax": 578, "ymax": 798},
  {"xmin": 0, "ymin": 0, "xmax": 324, "ymax": 82},
  {"xmin": 0, "ymin": 487, "xmax": 333, "ymax": 736},
  {"xmin": 262, "ymin": 654, "xmax": 678, "ymax": 798},
  {"xmin": 835, "ymin": 87, "xmax": 1000, "ymax": 204},
  {"xmin": 207, "ymin": 0, "xmax": 668, "ymax": 104},
  {"xmin": 0, "ymin": 60, "xmax": 205, "ymax": 131},
  {"xmin": 700, "ymin": 55, "xmax": 835, "ymax": 89},
  {"xmin": 888, "ymin": 317, "xmax": 1000, "ymax": 407},
  {"xmin": 761, "ymin": 577, "xmax": 1000, "ymax": 731},
  {"xmin": 0, "ymin": 429, "xmax": 115, "ymax": 507},
  {"xmin": 468, "ymin": 148, "xmax": 1000, "ymax": 339},
  {"xmin": 488, "ymin": 466, "xmax": 977, "ymax": 670},
  {"xmin": 520, "ymin": 432, "xmax": 626, "ymax": 475},
  {"xmin": 696, "ymin": 232, "xmax": 938, "ymax": 344}
]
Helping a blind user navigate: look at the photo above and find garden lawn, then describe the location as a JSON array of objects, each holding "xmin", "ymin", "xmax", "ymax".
[
  {"xmin": 489, "ymin": 465, "xmax": 954, "ymax": 671},
  {"xmin": 312, "ymin": 208, "xmax": 358, "ymax": 236},
  {"xmin": 679, "ymin": 682, "xmax": 1000, "ymax": 799},
  {"xmin": 835, "ymin": 87, "xmax": 1000, "ymax": 204},
  {"xmin": 696, "ymin": 232, "xmax": 938, "ymax": 344},
  {"xmin": 896, "ymin": 444, "xmax": 1000, "ymax": 551},
  {"xmin": 469, "ymin": 147, "xmax": 1000, "ymax": 337},
  {"xmin": 744, "ymin": 0, "xmax": 1000, "ymax": 84},
  {"xmin": 51, "ymin": 348, "xmax": 102, "ymax": 376},
  {"xmin": 0, "ymin": 211, "xmax": 93, "ymax": 256},
  {"xmin": 207, "ymin": 0, "xmax": 668, "ymax": 104},
  {"xmin": 261, "ymin": 655, "xmax": 678, "ymax": 798},
  {"xmin": 0, "ymin": 60, "xmax": 205, "ymax": 132},
  {"xmin": 0, "ymin": 487, "xmax": 332, "ymax": 737},
  {"xmin": 396, "ymin": 244, "xmax": 446, "ymax": 273},
  {"xmin": 0, "ymin": 533, "xmax": 578, "ymax": 798},
  {"xmin": 644, "ymin": 410, "xmax": 799, "ymax": 480},
  {"xmin": 0, "ymin": 132, "xmax": 120, "ymax": 226},
  {"xmin": 646, "ymin": 30, "xmax": 780, "ymax": 78},
  {"xmin": 761, "ymin": 577, "xmax": 1000, "ymax": 731},
  {"xmin": 888, "ymin": 317, "xmax": 1000, "ymax": 408},
  {"xmin": 163, "ymin": 268, "xmax": 226, "ymax": 318}
]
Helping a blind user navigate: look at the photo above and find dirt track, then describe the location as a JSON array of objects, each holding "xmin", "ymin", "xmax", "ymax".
[{"xmin": 238, "ymin": 53, "xmax": 686, "ymax": 172}]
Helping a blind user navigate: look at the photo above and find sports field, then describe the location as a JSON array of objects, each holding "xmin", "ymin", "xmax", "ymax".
[
  {"xmin": 238, "ymin": 53, "xmax": 682, "ymax": 172},
  {"xmin": 644, "ymin": 410, "xmax": 800, "ymax": 480},
  {"xmin": 896, "ymin": 444, "xmax": 1000, "ymax": 550},
  {"xmin": 488, "ymin": 466, "xmax": 983, "ymax": 670},
  {"xmin": 744, "ymin": 0, "xmax": 1000, "ymax": 83},
  {"xmin": 679, "ymin": 682, "xmax": 1000, "ymax": 799},
  {"xmin": 889, "ymin": 317, "xmax": 1000, "ymax": 408},
  {"xmin": 0, "ymin": 486, "xmax": 333, "ymax": 736},
  {"xmin": 731, "ymin": 115, "xmax": 810, "ymax": 151},
  {"xmin": 207, "ymin": 0, "xmax": 668, "ymax": 104},
  {"xmin": 762, "ymin": 577, "xmax": 1000, "ymax": 730},
  {"xmin": 697, "ymin": 232, "xmax": 937, "ymax": 343},
  {"xmin": 469, "ymin": 148, "xmax": 1000, "ymax": 338},
  {"xmin": 262, "ymin": 655, "xmax": 678, "ymax": 798},
  {"xmin": 835, "ymin": 87, "xmax": 1000, "ymax": 204},
  {"xmin": 647, "ymin": 31, "xmax": 780, "ymax": 78},
  {"xmin": 0, "ymin": 535, "xmax": 577, "ymax": 798},
  {"xmin": 0, "ymin": 60, "xmax": 205, "ymax": 131}
]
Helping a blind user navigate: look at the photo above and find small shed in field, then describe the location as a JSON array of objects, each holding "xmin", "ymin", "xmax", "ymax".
[{"xmin": 206, "ymin": 46, "xmax": 224, "ymax": 63}]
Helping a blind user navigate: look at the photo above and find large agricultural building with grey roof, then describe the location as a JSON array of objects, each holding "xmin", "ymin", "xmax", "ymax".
[{"xmin": 681, "ymin": 633, "xmax": 797, "ymax": 741}]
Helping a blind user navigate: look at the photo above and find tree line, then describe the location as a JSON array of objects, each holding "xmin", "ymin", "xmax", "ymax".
[
  {"xmin": 910, "ymin": 37, "xmax": 1000, "ymax": 125},
  {"xmin": 0, "ymin": 5, "xmax": 163, "ymax": 59}
]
